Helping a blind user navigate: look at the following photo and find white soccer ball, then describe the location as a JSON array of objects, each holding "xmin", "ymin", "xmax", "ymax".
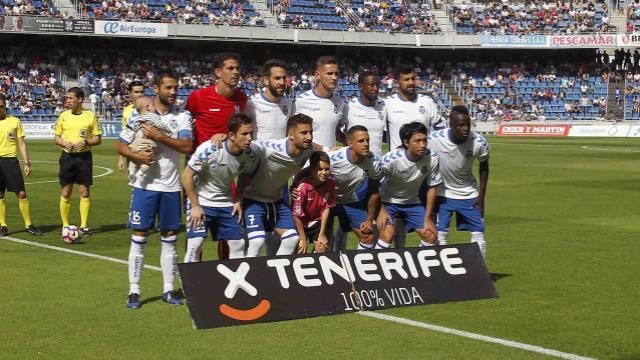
[{"xmin": 61, "ymin": 225, "xmax": 81, "ymax": 244}]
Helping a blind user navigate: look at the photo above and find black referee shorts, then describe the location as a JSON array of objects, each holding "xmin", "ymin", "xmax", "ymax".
[
  {"xmin": 0, "ymin": 157, "xmax": 26, "ymax": 193},
  {"xmin": 59, "ymin": 151, "xmax": 93, "ymax": 186}
]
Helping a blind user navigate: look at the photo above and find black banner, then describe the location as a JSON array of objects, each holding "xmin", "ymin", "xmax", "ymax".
[
  {"xmin": 0, "ymin": 16, "xmax": 94, "ymax": 33},
  {"xmin": 178, "ymin": 244, "xmax": 498, "ymax": 329}
]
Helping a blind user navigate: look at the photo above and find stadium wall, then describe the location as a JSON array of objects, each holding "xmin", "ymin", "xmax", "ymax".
[{"xmin": 2, "ymin": 16, "xmax": 637, "ymax": 48}]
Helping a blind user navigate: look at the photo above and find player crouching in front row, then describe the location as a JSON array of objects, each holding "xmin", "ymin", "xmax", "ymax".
[
  {"xmin": 182, "ymin": 114, "xmax": 259, "ymax": 261},
  {"xmin": 376, "ymin": 122, "xmax": 441, "ymax": 249}
]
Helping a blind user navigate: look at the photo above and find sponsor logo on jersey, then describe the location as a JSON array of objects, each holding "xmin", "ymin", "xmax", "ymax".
[
  {"xmin": 465, "ymin": 150, "xmax": 473, "ymax": 159},
  {"xmin": 378, "ymin": 112, "xmax": 384, "ymax": 120},
  {"xmin": 234, "ymin": 105, "xmax": 241, "ymax": 114},
  {"xmin": 281, "ymin": 105, "xmax": 288, "ymax": 114},
  {"xmin": 7, "ymin": 131, "xmax": 14, "ymax": 140},
  {"xmin": 79, "ymin": 129, "xmax": 87, "ymax": 137}
]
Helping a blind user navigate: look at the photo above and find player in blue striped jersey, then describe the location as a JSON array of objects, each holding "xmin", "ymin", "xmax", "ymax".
[
  {"xmin": 326, "ymin": 126, "xmax": 383, "ymax": 250},
  {"xmin": 428, "ymin": 105, "xmax": 490, "ymax": 257},
  {"xmin": 239, "ymin": 114, "xmax": 315, "ymax": 256},
  {"xmin": 182, "ymin": 114, "xmax": 260, "ymax": 261},
  {"xmin": 376, "ymin": 122, "xmax": 442, "ymax": 249}
]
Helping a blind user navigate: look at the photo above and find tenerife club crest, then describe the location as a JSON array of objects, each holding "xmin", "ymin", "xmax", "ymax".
[{"xmin": 418, "ymin": 106, "xmax": 426, "ymax": 115}]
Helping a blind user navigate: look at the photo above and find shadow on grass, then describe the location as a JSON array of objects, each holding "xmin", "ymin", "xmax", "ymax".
[
  {"xmin": 141, "ymin": 295, "xmax": 163, "ymax": 306},
  {"xmin": 490, "ymin": 273, "xmax": 512, "ymax": 282}
]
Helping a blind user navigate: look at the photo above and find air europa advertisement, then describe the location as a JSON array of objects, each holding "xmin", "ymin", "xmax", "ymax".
[
  {"xmin": 94, "ymin": 20, "xmax": 168, "ymax": 38},
  {"xmin": 178, "ymin": 244, "xmax": 498, "ymax": 329}
]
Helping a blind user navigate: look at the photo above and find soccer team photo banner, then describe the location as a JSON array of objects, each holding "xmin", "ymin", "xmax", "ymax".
[{"xmin": 178, "ymin": 244, "xmax": 498, "ymax": 329}]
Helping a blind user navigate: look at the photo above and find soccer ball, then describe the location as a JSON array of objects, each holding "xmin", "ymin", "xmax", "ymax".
[{"xmin": 61, "ymin": 225, "xmax": 81, "ymax": 244}]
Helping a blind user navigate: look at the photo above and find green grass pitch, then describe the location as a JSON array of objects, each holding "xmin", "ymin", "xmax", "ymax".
[{"xmin": 1, "ymin": 137, "xmax": 639, "ymax": 359}]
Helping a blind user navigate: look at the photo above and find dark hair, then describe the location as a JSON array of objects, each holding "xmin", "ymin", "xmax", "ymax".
[
  {"xmin": 228, "ymin": 113, "xmax": 254, "ymax": 134},
  {"xmin": 263, "ymin": 59, "xmax": 288, "ymax": 77},
  {"xmin": 67, "ymin": 87, "xmax": 84, "ymax": 100},
  {"xmin": 316, "ymin": 56, "xmax": 338, "ymax": 69},
  {"xmin": 309, "ymin": 151, "xmax": 330, "ymax": 170},
  {"xmin": 358, "ymin": 71, "xmax": 378, "ymax": 85},
  {"xmin": 128, "ymin": 80, "xmax": 144, "ymax": 92},
  {"xmin": 213, "ymin": 52, "xmax": 240, "ymax": 69},
  {"xmin": 393, "ymin": 64, "xmax": 415, "ymax": 80},
  {"xmin": 286, "ymin": 113, "xmax": 313, "ymax": 132},
  {"xmin": 450, "ymin": 105, "xmax": 470, "ymax": 117},
  {"xmin": 299, "ymin": 151, "xmax": 330, "ymax": 180},
  {"xmin": 399, "ymin": 122, "xmax": 428, "ymax": 148},
  {"xmin": 347, "ymin": 125, "xmax": 368, "ymax": 138},
  {"xmin": 154, "ymin": 71, "xmax": 177, "ymax": 86}
]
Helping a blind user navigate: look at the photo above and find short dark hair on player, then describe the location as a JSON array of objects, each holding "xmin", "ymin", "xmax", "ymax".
[
  {"xmin": 263, "ymin": 59, "xmax": 288, "ymax": 77},
  {"xmin": 358, "ymin": 71, "xmax": 379, "ymax": 85},
  {"xmin": 393, "ymin": 64, "xmax": 415, "ymax": 80},
  {"xmin": 128, "ymin": 80, "xmax": 144, "ymax": 92},
  {"xmin": 316, "ymin": 56, "xmax": 338, "ymax": 69},
  {"xmin": 450, "ymin": 105, "xmax": 470, "ymax": 117},
  {"xmin": 286, "ymin": 113, "xmax": 313, "ymax": 132},
  {"xmin": 154, "ymin": 71, "xmax": 177, "ymax": 86},
  {"xmin": 347, "ymin": 125, "xmax": 369, "ymax": 138},
  {"xmin": 67, "ymin": 87, "xmax": 84, "ymax": 100},
  {"xmin": 213, "ymin": 52, "xmax": 240, "ymax": 69},
  {"xmin": 399, "ymin": 122, "xmax": 428, "ymax": 149},
  {"xmin": 228, "ymin": 113, "xmax": 254, "ymax": 134}
]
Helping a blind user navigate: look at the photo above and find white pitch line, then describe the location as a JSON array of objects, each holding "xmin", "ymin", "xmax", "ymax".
[
  {"xmin": 1, "ymin": 235, "xmax": 596, "ymax": 360},
  {"xmin": 358, "ymin": 312, "xmax": 595, "ymax": 360},
  {"xmin": 1, "ymin": 235, "xmax": 160, "ymax": 271},
  {"xmin": 581, "ymin": 146, "xmax": 640, "ymax": 153},
  {"xmin": 24, "ymin": 160, "xmax": 114, "ymax": 185}
]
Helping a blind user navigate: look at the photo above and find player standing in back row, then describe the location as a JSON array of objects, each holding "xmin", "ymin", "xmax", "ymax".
[
  {"xmin": 384, "ymin": 64, "xmax": 444, "ymax": 149},
  {"xmin": 186, "ymin": 52, "xmax": 248, "ymax": 260},
  {"xmin": 295, "ymin": 56, "xmax": 346, "ymax": 148},
  {"xmin": 428, "ymin": 105, "xmax": 490, "ymax": 257}
]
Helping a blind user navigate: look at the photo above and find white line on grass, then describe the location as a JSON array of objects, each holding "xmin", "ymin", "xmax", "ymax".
[
  {"xmin": 359, "ymin": 312, "xmax": 595, "ymax": 360},
  {"xmin": 1, "ymin": 235, "xmax": 596, "ymax": 360},
  {"xmin": 1, "ymin": 235, "xmax": 160, "ymax": 271},
  {"xmin": 24, "ymin": 160, "xmax": 114, "ymax": 185},
  {"xmin": 581, "ymin": 146, "xmax": 640, "ymax": 153}
]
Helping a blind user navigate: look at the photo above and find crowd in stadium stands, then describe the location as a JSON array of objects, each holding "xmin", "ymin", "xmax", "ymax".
[
  {"xmin": 351, "ymin": 0, "xmax": 441, "ymax": 33},
  {"xmin": 78, "ymin": 0, "xmax": 264, "ymax": 26},
  {"xmin": 451, "ymin": 1, "xmax": 610, "ymax": 34},
  {"xmin": 0, "ymin": 0, "xmax": 62, "ymax": 18},
  {"xmin": 455, "ymin": 61, "xmax": 612, "ymax": 121},
  {"xmin": 11, "ymin": 47, "xmax": 640, "ymax": 122},
  {"xmin": 273, "ymin": 0, "xmax": 441, "ymax": 33},
  {"xmin": 626, "ymin": 0, "xmax": 640, "ymax": 32},
  {"xmin": 77, "ymin": 54, "xmax": 449, "ymax": 117},
  {"xmin": 0, "ymin": 54, "xmax": 66, "ymax": 119}
]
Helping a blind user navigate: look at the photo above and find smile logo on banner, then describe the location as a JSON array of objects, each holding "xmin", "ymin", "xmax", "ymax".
[
  {"xmin": 621, "ymin": 34, "xmax": 630, "ymax": 45},
  {"xmin": 217, "ymin": 263, "xmax": 271, "ymax": 321}
]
